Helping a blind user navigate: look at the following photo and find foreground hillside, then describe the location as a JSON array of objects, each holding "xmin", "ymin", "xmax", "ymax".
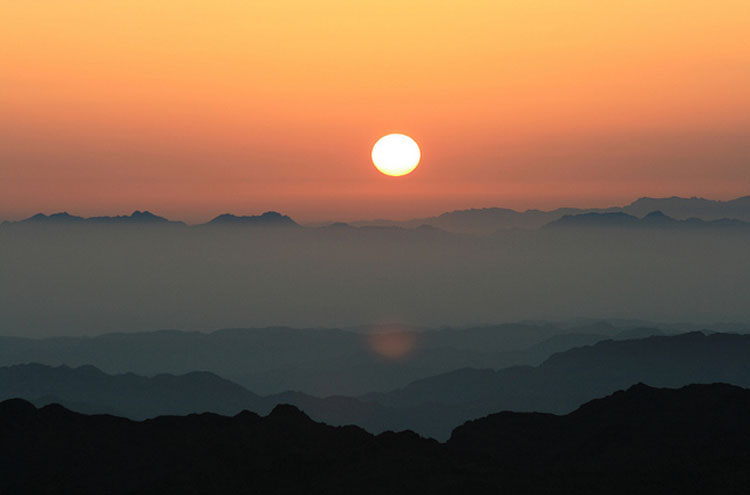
[{"xmin": 2, "ymin": 383, "xmax": 750, "ymax": 494}]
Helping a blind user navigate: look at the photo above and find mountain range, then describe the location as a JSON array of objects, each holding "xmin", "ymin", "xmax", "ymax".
[
  {"xmin": 351, "ymin": 195, "xmax": 750, "ymax": 233},
  {"xmin": 3, "ymin": 198, "xmax": 750, "ymax": 335},
  {"xmin": 4, "ymin": 195, "xmax": 750, "ymax": 233},
  {"xmin": 5, "ymin": 210, "xmax": 185, "ymax": 226},
  {"xmin": 545, "ymin": 209, "xmax": 750, "ymax": 230},
  {"xmin": 0, "ymin": 322, "xmax": 662, "ymax": 396},
  {"xmin": 1, "ymin": 210, "xmax": 295, "ymax": 228},
  {"xmin": 363, "ymin": 331, "xmax": 750, "ymax": 419},
  {"xmin": 3, "ymin": 383, "xmax": 750, "ymax": 494},
  {"xmin": 7, "ymin": 331, "xmax": 750, "ymax": 440}
]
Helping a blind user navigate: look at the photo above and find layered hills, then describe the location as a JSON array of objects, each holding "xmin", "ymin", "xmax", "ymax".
[
  {"xmin": 6, "ymin": 331, "xmax": 750, "ymax": 440},
  {"xmin": 0, "ymin": 322, "xmax": 660, "ymax": 396}
]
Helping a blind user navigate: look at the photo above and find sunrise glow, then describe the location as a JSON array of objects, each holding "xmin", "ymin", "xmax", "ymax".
[{"xmin": 1, "ymin": 1, "xmax": 749, "ymax": 221}]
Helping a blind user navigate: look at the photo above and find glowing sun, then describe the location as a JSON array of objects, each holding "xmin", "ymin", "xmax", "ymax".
[{"xmin": 371, "ymin": 133, "xmax": 421, "ymax": 177}]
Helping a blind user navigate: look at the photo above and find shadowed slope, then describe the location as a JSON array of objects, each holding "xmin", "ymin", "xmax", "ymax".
[
  {"xmin": 360, "ymin": 332, "xmax": 750, "ymax": 438},
  {"xmin": 0, "ymin": 399, "xmax": 457, "ymax": 495},
  {"xmin": 448, "ymin": 383, "xmax": 750, "ymax": 492},
  {"xmin": 0, "ymin": 323, "xmax": 638, "ymax": 396},
  {"xmin": 3, "ymin": 384, "xmax": 750, "ymax": 494}
]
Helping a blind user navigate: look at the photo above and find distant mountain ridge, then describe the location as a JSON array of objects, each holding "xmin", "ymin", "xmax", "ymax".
[
  {"xmin": 3, "ymin": 210, "xmax": 184, "ymax": 226},
  {"xmin": 351, "ymin": 195, "xmax": 750, "ymax": 233},
  {"xmin": 624, "ymin": 195, "xmax": 750, "ymax": 219},
  {"xmin": 4, "ymin": 195, "xmax": 750, "ymax": 232},
  {"xmin": 1, "ymin": 210, "xmax": 294, "ymax": 228},
  {"xmin": 545, "ymin": 209, "xmax": 750, "ymax": 229},
  {"xmin": 204, "ymin": 211, "xmax": 298, "ymax": 227},
  {"xmin": 3, "ymin": 383, "xmax": 750, "ymax": 494}
]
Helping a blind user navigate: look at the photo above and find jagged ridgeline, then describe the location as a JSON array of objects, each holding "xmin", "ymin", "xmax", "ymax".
[
  {"xmin": 2, "ymin": 383, "xmax": 750, "ymax": 494},
  {"xmin": 5, "ymin": 195, "xmax": 750, "ymax": 231}
]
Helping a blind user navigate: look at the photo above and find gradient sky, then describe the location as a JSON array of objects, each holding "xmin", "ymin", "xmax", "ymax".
[{"xmin": 2, "ymin": 0, "xmax": 749, "ymax": 222}]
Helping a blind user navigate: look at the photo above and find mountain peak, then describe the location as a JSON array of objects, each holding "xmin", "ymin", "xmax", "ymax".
[
  {"xmin": 9, "ymin": 211, "xmax": 180, "ymax": 226},
  {"xmin": 206, "ymin": 211, "xmax": 298, "ymax": 226},
  {"xmin": 22, "ymin": 212, "xmax": 84, "ymax": 223},
  {"xmin": 624, "ymin": 196, "xmax": 750, "ymax": 221},
  {"xmin": 129, "ymin": 210, "xmax": 163, "ymax": 221},
  {"xmin": 0, "ymin": 397, "xmax": 37, "ymax": 417},
  {"xmin": 641, "ymin": 210, "xmax": 676, "ymax": 225}
]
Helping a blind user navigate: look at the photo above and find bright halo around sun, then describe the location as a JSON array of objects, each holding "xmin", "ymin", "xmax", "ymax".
[{"xmin": 371, "ymin": 133, "xmax": 421, "ymax": 177}]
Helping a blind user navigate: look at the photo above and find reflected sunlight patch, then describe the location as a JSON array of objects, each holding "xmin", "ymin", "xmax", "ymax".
[{"xmin": 367, "ymin": 329, "xmax": 418, "ymax": 360}]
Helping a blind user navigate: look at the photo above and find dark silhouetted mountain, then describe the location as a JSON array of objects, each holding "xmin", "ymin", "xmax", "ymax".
[
  {"xmin": 87, "ymin": 210, "xmax": 181, "ymax": 224},
  {"xmin": 3, "ymin": 383, "xmax": 750, "ymax": 494},
  {"xmin": 205, "ymin": 210, "xmax": 298, "ymax": 227},
  {"xmin": 4, "ymin": 210, "xmax": 184, "ymax": 226},
  {"xmin": 16, "ymin": 211, "xmax": 85, "ymax": 223},
  {"xmin": 446, "ymin": 383, "xmax": 750, "ymax": 493},
  {"xmin": 0, "ymin": 399, "xmax": 460, "ymax": 495}
]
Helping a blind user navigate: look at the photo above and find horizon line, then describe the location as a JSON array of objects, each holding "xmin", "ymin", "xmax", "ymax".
[{"xmin": 3, "ymin": 194, "xmax": 750, "ymax": 226}]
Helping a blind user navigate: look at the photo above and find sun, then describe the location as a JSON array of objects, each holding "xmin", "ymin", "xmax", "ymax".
[{"xmin": 371, "ymin": 134, "xmax": 421, "ymax": 177}]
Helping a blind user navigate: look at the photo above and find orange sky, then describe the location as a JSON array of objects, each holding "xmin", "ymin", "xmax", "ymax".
[{"xmin": 1, "ymin": 0, "xmax": 749, "ymax": 222}]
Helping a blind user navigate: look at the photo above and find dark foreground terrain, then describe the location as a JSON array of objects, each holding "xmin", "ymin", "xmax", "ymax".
[{"xmin": 2, "ymin": 383, "xmax": 750, "ymax": 494}]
